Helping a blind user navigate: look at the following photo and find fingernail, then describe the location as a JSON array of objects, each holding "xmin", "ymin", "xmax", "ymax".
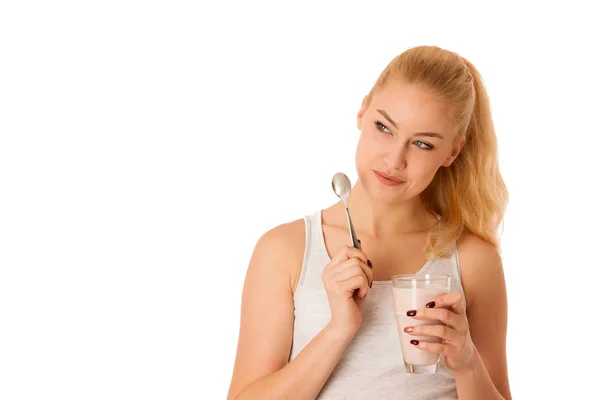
[
  {"xmin": 406, "ymin": 310, "xmax": 416, "ymax": 317},
  {"xmin": 367, "ymin": 259, "xmax": 373, "ymax": 268},
  {"xmin": 404, "ymin": 326, "xmax": 413, "ymax": 333},
  {"xmin": 426, "ymin": 301, "xmax": 436, "ymax": 308},
  {"xmin": 369, "ymin": 280, "xmax": 373, "ymax": 288},
  {"xmin": 410, "ymin": 340, "xmax": 419, "ymax": 345},
  {"xmin": 358, "ymin": 239, "xmax": 361, "ymax": 244}
]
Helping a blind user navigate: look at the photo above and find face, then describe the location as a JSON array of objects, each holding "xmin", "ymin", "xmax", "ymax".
[{"xmin": 356, "ymin": 80, "xmax": 465, "ymax": 204}]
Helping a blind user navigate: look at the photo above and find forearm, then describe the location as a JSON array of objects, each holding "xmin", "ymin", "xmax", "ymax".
[
  {"xmin": 454, "ymin": 348, "xmax": 509, "ymax": 400},
  {"xmin": 234, "ymin": 324, "xmax": 353, "ymax": 400}
]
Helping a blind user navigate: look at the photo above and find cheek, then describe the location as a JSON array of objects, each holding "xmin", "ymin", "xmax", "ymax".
[
  {"xmin": 356, "ymin": 134, "xmax": 380, "ymax": 163},
  {"xmin": 355, "ymin": 136, "xmax": 366, "ymax": 165},
  {"xmin": 407, "ymin": 154, "xmax": 443, "ymax": 181}
]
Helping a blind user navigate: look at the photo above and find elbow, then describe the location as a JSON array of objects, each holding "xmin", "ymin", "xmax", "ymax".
[
  {"xmin": 227, "ymin": 388, "xmax": 240, "ymax": 400},
  {"xmin": 226, "ymin": 384, "xmax": 241, "ymax": 400},
  {"xmin": 227, "ymin": 391, "xmax": 238, "ymax": 400},
  {"xmin": 227, "ymin": 383, "xmax": 250, "ymax": 400}
]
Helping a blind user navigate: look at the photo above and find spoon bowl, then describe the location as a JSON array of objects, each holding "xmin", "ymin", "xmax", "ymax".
[{"xmin": 331, "ymin": 172, "xmax": 360, "ymax": 250}]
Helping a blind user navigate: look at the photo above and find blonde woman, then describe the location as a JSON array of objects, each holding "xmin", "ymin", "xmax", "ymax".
[{"xmin": 227, "ymin": 46, "xmax": 512, "ymax": 400}]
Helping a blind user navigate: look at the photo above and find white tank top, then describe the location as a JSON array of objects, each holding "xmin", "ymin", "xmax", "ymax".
[{"xmin": 289, "ymin": 210, "xmax": 467, "ymax": 399}]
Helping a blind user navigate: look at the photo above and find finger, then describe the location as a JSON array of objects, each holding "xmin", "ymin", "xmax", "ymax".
[
  {"xmin": 409, "ymin": 339, "xmax": 451, "ymax": 356},
  {"xmin": 332, "ymin": 258, "xmax": 373, "ymax": 287},
  {"xmin": 339, "ymin": 275, "xmax": 370, "ymax": 299},
  {"xmin": 330, "ymin": 245, "xmax": 370, "ymax": 267},
  {"xmin": 403, "ymin": 324, "xmax": 461, "ymax": 343},
  {"xmin": 426, "ymin": 291, "xmax": 465, "ymax": 315},
  {"xmin": 333, "ymin": 261, "xmax": 372, "ymax": 291},
  {"xmin": 407, "ymin": 307, "xmax": 462, "ymax": 331}
]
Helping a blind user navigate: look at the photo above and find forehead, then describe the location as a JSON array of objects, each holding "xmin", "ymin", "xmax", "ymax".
[{"xmin": 370, "ymin": 81, "xmax": 455, "ymax": 135}]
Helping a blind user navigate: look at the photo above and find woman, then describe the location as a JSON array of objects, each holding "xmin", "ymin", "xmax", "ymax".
[{"xmin": 227, "ymin": 45, "xmax": 512, "ymax": 400}]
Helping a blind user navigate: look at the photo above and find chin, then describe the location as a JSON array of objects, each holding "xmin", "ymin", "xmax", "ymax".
[
  {"xmin": 374, "ymin": 190, "xmax": 414, "ymax": 205},
  {"xmin": 365, "ymin": 176, "xmax": 413, "ymax": 203}
]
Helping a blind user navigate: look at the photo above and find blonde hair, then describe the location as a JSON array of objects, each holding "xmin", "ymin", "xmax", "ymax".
[{"xmin": 365, "ymin": 46, "xmax": 508, "ymax": 258}]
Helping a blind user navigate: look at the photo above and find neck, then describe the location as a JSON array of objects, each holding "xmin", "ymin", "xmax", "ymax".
[{"xmin": 344, "ymin": 179, "xmax": 436, "ymax": 238}]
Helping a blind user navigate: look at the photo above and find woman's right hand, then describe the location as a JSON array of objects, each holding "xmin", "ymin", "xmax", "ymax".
[{"xmin": 322, "ymin": 244, "xmax": 373, "ymax": 338}]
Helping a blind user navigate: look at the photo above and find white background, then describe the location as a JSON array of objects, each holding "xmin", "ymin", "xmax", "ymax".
[{"xmin": 1, "ymin": 1, "xmax": 599, "ymax": 399}]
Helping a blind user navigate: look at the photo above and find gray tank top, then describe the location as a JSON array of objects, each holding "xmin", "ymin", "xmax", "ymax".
[{"xmin": 289, "ymin": 210, "xmax": 467, "ymax": 400}]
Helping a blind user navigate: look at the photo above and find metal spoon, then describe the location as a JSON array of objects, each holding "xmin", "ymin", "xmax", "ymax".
[{"xmin": 331, "ymin": 172, "xmax": 361, "ymax": 250}]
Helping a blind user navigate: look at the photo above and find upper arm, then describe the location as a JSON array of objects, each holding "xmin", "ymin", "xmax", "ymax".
[
  {"xmin": 227, "ymin": 220, "xmax": 305, "ymax": 400},
  {"xmin": 458, "ymin": 233, "xmax": 512, "ymax": 400}
]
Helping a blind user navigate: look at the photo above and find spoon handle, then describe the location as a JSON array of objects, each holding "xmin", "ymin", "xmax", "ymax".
[{"xmin": 344, "ymin": 207, "xmax": 361, "ymax": 250}]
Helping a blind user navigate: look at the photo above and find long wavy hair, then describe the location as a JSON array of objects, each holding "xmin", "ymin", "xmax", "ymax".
[{"xmin": 364, "ymin": 46, "xmax": 508, "ymax": 258}]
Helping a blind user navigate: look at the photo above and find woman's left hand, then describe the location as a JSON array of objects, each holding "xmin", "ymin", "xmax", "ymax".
[{"xmin": 404, "ymin": 291, "xmax": 475, "ymax": 372}]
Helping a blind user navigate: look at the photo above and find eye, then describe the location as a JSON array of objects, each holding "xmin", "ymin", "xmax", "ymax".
[
  {"xmin": 375, "ymin": 121, "xmax": 391, "ymax": 134},
  {"xmin": 414, "ymin": 140, "xmax": 434, "ymax": 150}
]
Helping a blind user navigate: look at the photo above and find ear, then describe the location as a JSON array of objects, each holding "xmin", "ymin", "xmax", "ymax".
[
  {"xmin": 357, "ymin": 95, "xmax": 369, "ymax": 131},
  {"xmin": 442, "ymin": 136, "xmax": 466, "ymax": 167}
]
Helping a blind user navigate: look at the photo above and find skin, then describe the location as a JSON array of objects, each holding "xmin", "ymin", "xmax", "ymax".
[{"xmin": 227, "ymin": 80, "xmax": 512, "ymax": 400}]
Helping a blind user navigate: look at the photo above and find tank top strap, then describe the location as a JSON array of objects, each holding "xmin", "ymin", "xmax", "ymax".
[{"xmin": 295, "ymin": 210, "xmax": 330, "ymax": 297}]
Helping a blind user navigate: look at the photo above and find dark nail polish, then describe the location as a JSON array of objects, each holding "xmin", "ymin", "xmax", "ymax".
[
  {"xmin": 369, "ymin": 281, "xmax": 373, "ymax": 288},
  {"xmin": 367, "ymin": 259, "xmax": 373, "ymax": 268},
  {"xmin": 406, "ymin": 310, "xmax": 416, "ymax": 317},
  {"xmin": 426, "ymin": 301, "xmax": 436, "ymax": 308},
  {"xmin": 358, "ymin": 239, "xmax": 361, "ymax": 244},
  {"xmin": 410, "ymin": 340, "xmax": 419, "ymax": 345}
]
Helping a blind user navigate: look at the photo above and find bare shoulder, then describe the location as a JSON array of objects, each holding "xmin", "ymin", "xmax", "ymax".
[
  {"xmin": 259, "ymin": 217, "xmax": 306, "ymax": 247},
  {"xmin": 251, "ymin": 217, "xmax": 306, "ymax": 294},
  {"xmin": 227, "ymin": 217, "xmax": 306, "ymax": 399},
  {"xmin": 456, "ymin": 232, "xmax": 512, "ymax": 399},
  {"xmin": 456, "ymin": 231, "xmax": 505, "ymax": 309}
]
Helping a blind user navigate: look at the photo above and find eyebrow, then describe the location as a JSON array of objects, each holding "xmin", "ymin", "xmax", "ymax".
[{"xmin": 376, "ymin": 109, "xmax": 445, "ymax": 139}]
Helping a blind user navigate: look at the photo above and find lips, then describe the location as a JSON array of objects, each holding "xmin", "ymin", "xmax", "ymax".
[{"xmin": 373, "ymin": 170, "xmax": 405, "ymax": 183}]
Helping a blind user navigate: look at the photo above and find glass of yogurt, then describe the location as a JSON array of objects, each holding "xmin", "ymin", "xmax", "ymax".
[{"xmin": 392, "ymin": 273, "xmax": 451, "ymax": 374}]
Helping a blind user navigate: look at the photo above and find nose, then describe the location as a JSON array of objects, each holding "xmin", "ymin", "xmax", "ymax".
[{"xmin": 384, "ymin": 143, "xmax": 408, "ymax": 171}]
